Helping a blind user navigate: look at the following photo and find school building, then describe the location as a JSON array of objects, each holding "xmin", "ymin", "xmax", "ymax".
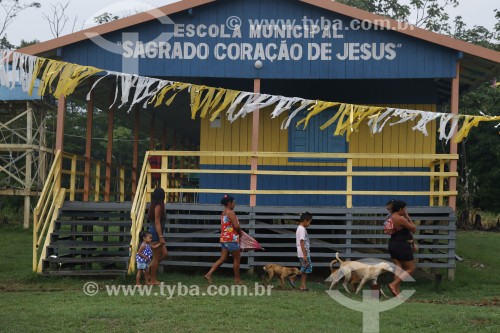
[{"xmin": 7, "ymin": 0, "xmax": 499, "ymax": 277}]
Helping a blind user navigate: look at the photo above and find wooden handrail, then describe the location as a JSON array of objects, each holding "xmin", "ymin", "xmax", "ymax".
[
  {"xmin": 33, "ymin": 150, "xmax": 62, "ymax": 272},
  {"xmin": 128, "ymin": 152, "xmax": 151, "ymax": 274}
]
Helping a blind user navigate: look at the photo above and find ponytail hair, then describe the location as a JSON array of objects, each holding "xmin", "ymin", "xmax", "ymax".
[
  {"xmin": 220, "ymin": 194, "xmax": 235, "ymax": 206},
  {"xmin": 138, "ymin": 231, "xmax": 152, "ymax": 245}
]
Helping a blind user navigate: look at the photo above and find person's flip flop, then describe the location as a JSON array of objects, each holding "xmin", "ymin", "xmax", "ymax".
[{"xmin": 387, "ymin": 284, "xmax": 398, "ymax": 297}]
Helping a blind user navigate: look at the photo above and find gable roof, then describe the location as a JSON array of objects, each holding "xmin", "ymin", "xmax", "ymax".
[
  {"xmin": 18, "ymin": 0, "xmax": 500, "ymax": 90},
  {"xmin": 19, "ymin": 0, "xmax": 500, "ymax": 62}
]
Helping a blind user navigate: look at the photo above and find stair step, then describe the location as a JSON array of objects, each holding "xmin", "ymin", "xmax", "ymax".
[
  {"xmin": 59, "ymin": 212, "xmax": 131, "ymax": 218},
  {"xmin": 49, "ymin": 241, "xmax": 129, "ymax": 248},
  {"xmin": 61, "ymin": 201, "xmax": 132, "ymax": 211},
  {"xmin": 44, "ymin": 257, "xmax": 129, "ymax": 264},
  {"xmin": 41, "ymin": 269, "xmax": 127, "ymax": 276},
  {"xmin": 56, "ymin": 220, "xmax": 132, "ymax": 227},
  {"xmin": 52, "ymin": 231, "xmax": 131, "ymax": 237},
  {"xmin": 52, "ymin": 250, "xmax": 130, "ymax": 256}
]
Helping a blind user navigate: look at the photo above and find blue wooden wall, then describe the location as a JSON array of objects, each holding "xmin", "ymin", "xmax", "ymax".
[
  {"xmin": 61, "ymin": 0, "xmax": 458, "ymax": 80},
  {"xmin": 198, "ymin": 165, "xmax": 429, "ymax": 207}
]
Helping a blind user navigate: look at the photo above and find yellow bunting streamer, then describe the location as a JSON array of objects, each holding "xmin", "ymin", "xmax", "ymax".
[
  {"xmin": 28, "ymin": 57, "xmax": 47, "ymax": 96},
  {"xmin": 297, "ymin": 101, "xmax": 340, "ymax": 129},
  {"xmin": 210, "ymin": 90, "xmax": 239, "ymax": 122},
  {"xmin": 153, "ymin": 84, "xmax": 176, "ymax": 107},
  {"xmin": 3, "ymin": 50, "xmax": 497, "ymax": 144},
  {"xmin": 165, "ymin": 83, "xmax": 189, "ymax": 106},
  {"xmin": 205, "ymin": 90, "xmax": 226, "ymax": 118},
  {"xmin": 320, "ymin": 103, "xmax": 345, "ymax": 131},
  {"xmin": 454, "ymin": 115, "xmax": 500, "ymax": 143},
  {"xmin": 198, "ymin": 87, "xmax": 217, "ymax": 119},
  {"xmin": 54, "ymin": 64, "xmax": 101, "ymax": 97}
]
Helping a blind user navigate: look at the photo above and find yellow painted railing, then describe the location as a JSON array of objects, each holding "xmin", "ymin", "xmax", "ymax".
[
  {"xmin": 33, "ymin": 151, "xmax": 131, "ymax": 273},
  {"xmin": 33, "ymin": 151, "xmax": 65, "ymax": 272},
  {"xmin": 128, "ymin": 153, "xmax": 155, "ymax": 274},
  {"xmin": 128, "ymin": 150, "xmax": 458, "ymax": 273},
  {"xmin": 60, "ymin": 152, "xmax": 129, "ymax": 202},
  {"xmin": 429, "ymin": 159, "xmax": 451, "ymax": 206}
]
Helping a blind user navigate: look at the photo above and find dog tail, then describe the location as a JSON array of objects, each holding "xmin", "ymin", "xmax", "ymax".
[
  {"xmin": 335, "ymin": 252, "xmax": 344, "ymax": 264},
  {"xmin": 330, "ymin": 259, "xmax": 338, "ymax": 273}
]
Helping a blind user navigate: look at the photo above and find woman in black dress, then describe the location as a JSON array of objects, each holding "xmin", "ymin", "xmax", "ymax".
[{"xmin": 387, "ymin": 200, "xmax": 416, "ymax": 296}]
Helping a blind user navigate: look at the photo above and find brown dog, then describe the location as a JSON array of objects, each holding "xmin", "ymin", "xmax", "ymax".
[
  {"xmin": 263, "ymin": 264, "xmax": 301, "ymax": 288},
  {"xmin": 328, "ymin": 253, "xmax": 391, "ymax": 297}
]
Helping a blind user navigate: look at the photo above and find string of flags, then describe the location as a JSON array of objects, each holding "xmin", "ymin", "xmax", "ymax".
[{"xmin": 1, "ymin": 50, "xmax": 499, "ymax": 143}]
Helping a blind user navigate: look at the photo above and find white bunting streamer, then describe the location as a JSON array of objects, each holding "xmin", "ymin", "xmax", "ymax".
[
  {"xmin": 281, "ymin": 99, "xmax": 314, "ymax": 129},
  {"xmin": 2, "ymin": 50, "xmax": 499, "ymax": 143},
  {"xmin": 412, "ymin": 111, "xmax": 442, "ymax": 136},
  {"xmin": 227, "ymin": 91, "xmax": 255, "ymax": 122}
]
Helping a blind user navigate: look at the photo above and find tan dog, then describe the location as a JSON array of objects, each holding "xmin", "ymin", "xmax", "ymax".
[
  {"xmin": 329, "ymin": 253, "xmax": 391, "ymax": 296},
  {"xmin": 263, "ymin": 264, "xmax": 301, "ymax": 288},
  {"xmin": 327, "ymin": 258, "xmax": 362, "ymax": 292}
]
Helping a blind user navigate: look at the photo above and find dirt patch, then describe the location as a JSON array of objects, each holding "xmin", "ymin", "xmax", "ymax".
[{"xmin": 410, "ymin": 297, "xmax": 500, "ymax": 307}]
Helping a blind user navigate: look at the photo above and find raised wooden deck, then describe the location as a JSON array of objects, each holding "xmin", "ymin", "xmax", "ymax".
[{"xmin": 161, "ymin": 203, "xmax": 456, "ymax": 279}]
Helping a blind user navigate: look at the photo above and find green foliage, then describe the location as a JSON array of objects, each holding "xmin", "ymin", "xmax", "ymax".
[
  {"xmin": 0, "ymin": 35, "xmax": 14, "ymax": 49},
  {"xmin": 458, "ymin": 83, "xmax": 500, "ymax": 213},
  {"xmin": 93, "ymin": 12, "xmax": 120, "ymax": 25},
  {"xmin": 0, "ymin": 196, "xmax": 23, "ymax": 224},
  {"xmin": 337, "ymin": 0, "xmax": 461, "ymax": 33},
  {"xmin": 18, "ymin": 38, "xmax": 39, "ymax": 48}
]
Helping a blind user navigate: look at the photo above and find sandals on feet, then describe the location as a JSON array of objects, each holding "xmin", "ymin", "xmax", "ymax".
[{"xmin": 387, "ymin": 284, "xmax": 398, "ymax": 297}]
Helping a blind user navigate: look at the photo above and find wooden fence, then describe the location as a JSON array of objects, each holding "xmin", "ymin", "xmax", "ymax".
[{"xmin": 161, "ymin": 203, "xmax": 456, "ymax": 279}]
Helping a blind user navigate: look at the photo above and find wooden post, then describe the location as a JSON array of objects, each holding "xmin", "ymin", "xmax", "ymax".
[
  {"xmin": 150, "ymin": 112, "xmax": 155, "ymax": 150},
  {"xmin": 70, "ymin": 155, "xmax": 77, "ymax": 201},
  {"xmin": 55, "ymin": 95, "xmax": 66, "ymax": 152},
  {"xmin": 38, "ymin": 108, "xmax": 47, "ymax": 188},
  {"xmin": 249, "ymin": 79, "xmax": 260, "ymax": 207},
  {"xmin": 132, "ymin": 106, "xmax": 140, "ymax": 199},
  {"xmin": 24, "ymin": 103, "xmax": 33, "ymax": 229},
  {"xmin": 346, "ymin": 159, "xmax": 353, "ymax": 208},
  {"xmin": 248, "ymin": 78, "xmax": 261, "ymax": 274},
  {"xmin": 94, "ymin": 162, "xmax": 101, "ymax": 202},
  {"xmin": 84, "ymin": 79, "xmax": 94, "ymax": 201},
  {"xmin": 449, "ymin": 62, "xmax": 460, "ymax": 211},
  {"xmin": 162, "ymin": 123, "xmax": 167, "ymax": 150},
  {"xmin": 105, "ymin": 104, "xmax": 115, "ymax": 202}
]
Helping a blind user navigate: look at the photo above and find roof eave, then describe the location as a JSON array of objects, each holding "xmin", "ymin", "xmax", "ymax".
[{"xmin": 18, "ymin": 0, "xmax": 215, "ymax": 55}]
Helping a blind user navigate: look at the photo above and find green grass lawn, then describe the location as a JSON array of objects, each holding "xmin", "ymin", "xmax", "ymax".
[{"xmin": 0, "ymin": 225, "xmax": 499, "ymax": 333}]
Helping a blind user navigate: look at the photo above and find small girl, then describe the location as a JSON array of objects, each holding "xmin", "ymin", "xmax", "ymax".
[{"xmin": 136, "ymin": 231, "xmax": 157, "ymax": 285}]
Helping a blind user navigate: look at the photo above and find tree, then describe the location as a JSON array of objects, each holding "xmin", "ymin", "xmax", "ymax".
[
  {"xmin": 338, "ymin": 0, "xmax": 410, "ymax": 21},
  {"xmin": 18, "ymin": 38, "xmax": 38, "ymax": 48},
  {"xmin": 93, "ymin": 12, "xmax": 120, "ymax": 25},
  {"xmin": 0, "ymin": 0, "xmax": 41, "ymax": 38},
  {"xmin": 42, "ymin": 1, "xmax": 83, "ymax": 38},
  {"xmin": 458, "ymin": 84, "xmax": 500, "ymax": 213},
  {"xmin": 337, "ymin": 0, "xmax": 459, "ymax": 34},
  {"xmin": 0, "ymin": 34, "xmax": 13, "ymax": 48}
]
